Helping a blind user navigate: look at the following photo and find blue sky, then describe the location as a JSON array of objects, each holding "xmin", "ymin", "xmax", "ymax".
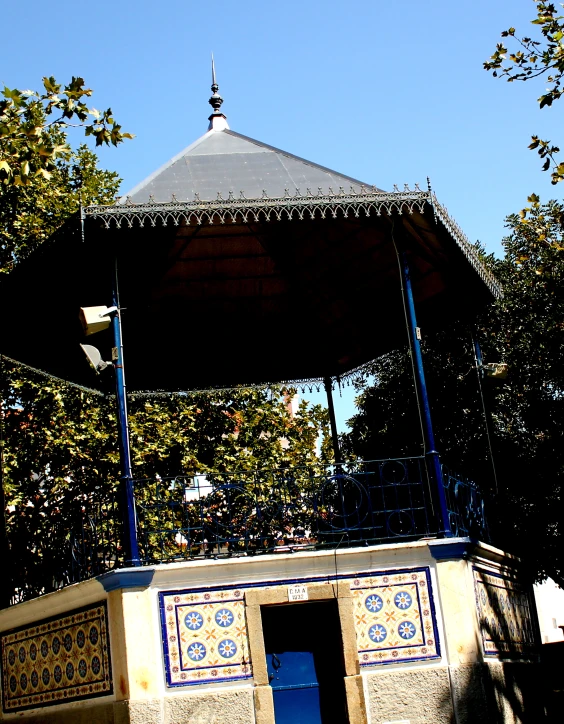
[{"xmin": 3, "ymin": 0, "xmax": 561, "ymax": 428}]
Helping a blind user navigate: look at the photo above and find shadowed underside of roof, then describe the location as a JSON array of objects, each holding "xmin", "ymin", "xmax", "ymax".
[
  {"xmin": 122, "ymin": 129, "xmax": 380, "ymax": 204},
  {"xmin": 0, "ymin": 86, "xmax": 500, "ymax": 393}
]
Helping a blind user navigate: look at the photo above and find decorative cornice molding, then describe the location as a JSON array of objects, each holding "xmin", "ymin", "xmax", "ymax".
[
  {"xmin": 98, "ymin": 567, "xmax": 155, "ymax": 592},
  {"xmin": 428, "ymin": 537, "xmax": 518, "ymax": 566}
]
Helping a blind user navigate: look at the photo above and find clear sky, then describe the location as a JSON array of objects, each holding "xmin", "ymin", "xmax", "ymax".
[{"xmin": 3, "ymin": 0, "xmax": 561, "ymax": 429}]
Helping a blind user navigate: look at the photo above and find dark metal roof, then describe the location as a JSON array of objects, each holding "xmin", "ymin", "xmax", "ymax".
[{"xmin": 122, "ymin": 129, "xmax": 380, "ymax": 204}]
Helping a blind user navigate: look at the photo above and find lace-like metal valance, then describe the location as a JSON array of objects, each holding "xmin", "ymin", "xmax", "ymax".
[
  {"xmin": 84, "ymin": 187, "xmax": 501, "ymax": 299},
  {"xmin": 0, "ymin": 353, "xmax": 373, "ymax": 398}
]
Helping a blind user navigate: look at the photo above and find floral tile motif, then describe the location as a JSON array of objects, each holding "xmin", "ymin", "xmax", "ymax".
[
  {"xmin": 160, "ymin": 567, "xmax": 440, "ymax": 686},
  {"xmin": 1, "ymin": 602, "xmax": 112, "ymax": 713},
  {"xmin": 160, "ymin": 588, "xmax": 251, "ymax": 686},
  {"xmin": 473, "ymin": 567, "xmax": 537, "ymax": 658},
  {"xmin": 352, "ymin": 567, "xmax": 440, "ymax": 666}
]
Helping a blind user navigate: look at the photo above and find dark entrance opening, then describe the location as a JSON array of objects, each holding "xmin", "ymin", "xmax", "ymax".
[{"xmin": 261, "ymin": 600, "xmax": 348, "ymax": 724}]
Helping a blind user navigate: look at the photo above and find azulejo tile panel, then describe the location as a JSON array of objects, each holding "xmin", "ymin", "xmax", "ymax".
[
  {"xmin": 473, "ymin": 567, "xmax": 537, "ymax": 657},
  {"xmin": 352, "ymin": 567, "xmax": 440, "ymax": 666},
  {"xmin": 161, "ymin": 588, "xmax": 252, "ymax": 687},
  {"xmin": 1, "ymin": 601, "xmax": 112, "ymax": 713},
  {"xmin": 161, "ymin": 567, "xmax": 440, "ymax": 686}
]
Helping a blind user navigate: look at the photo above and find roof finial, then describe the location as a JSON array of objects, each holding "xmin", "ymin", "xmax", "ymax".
[
  {"xmin": 211, "ymin": 53, "xmax": 217, "ymax": 87},
  {"xmin": 208, "ymin": 54, "xmax": 229, "ymax": 131}
]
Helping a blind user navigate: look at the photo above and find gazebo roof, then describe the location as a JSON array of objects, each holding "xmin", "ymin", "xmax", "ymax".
[
  {"xmin": 0, "ymin": 76, "xmax": 501, "ymax": 394},
  {"xmin": 122, "ymin": 127, "xmax": 379, "ymax": 205}
]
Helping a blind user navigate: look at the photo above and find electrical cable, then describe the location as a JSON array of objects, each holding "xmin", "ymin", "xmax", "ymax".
[
  {"xmin": 390, "ymin": 224, "xmax": 427, "ymax": 455},
  {"xmin": 390, "ymin": 223, "xmax": 436, "ymax": 518},
  {"xmin": 471, "ymin": 335, "xmax": 499, "ymax": 493}
]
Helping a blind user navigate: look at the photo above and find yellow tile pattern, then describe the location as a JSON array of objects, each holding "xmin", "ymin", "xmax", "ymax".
[
  {"xmin": 352, "ymin": 568, "xmax": 439, "ymax": 665},
  {"xmin": 162, "ymin": 588, "xmax": 252, "ymax": 686},
  {"xmin": 1, "ymin": 602, "xmax": 112, "ymax": 713}
]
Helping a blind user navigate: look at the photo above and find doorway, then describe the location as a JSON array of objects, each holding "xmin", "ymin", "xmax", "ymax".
[{"xmin": 261, "ymin": 600, "xmax": 348, "ymax": 724}]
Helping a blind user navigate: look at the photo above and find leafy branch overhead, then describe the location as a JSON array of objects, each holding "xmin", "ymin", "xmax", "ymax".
[
  {"xmin": 0, "ymin": 76, "xmax": 133, "ymax": 186},
  {"xmin": 484, "ymin": 1, "xmax": 564, "ymax": 183}
]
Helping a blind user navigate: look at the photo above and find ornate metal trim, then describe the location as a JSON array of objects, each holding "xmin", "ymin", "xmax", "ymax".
[
  {"xmin": 430, "ymin": 193, "xmax": 502, "ymax": 299},
  {"xmin": 127, "ymin": 358, "xmax": 375, "ymax": 398},
  {"xmin": 85, "ymin": 186, "xmax": 427, "ymax": 228},
  {"xmin": 84, "ymin": 186, "xmax": 501, "ymax": 299}
]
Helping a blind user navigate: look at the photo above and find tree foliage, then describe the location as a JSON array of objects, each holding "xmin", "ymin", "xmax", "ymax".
[
  {"xmin": 0, "ymin": 358, "xmax": 329, "ymax": 600},
  {"xmin": 0, "ymin": 77, "xmax": 129, "ymax": 272},
  {"xmin": 344, "ymin": 206, "xmax": 564, "ymax": 587},
  {"xmin": 485, "ymin": 1, "xmax": 564, "ymax": 183},
  {"xmin": 0, "ymin": 76, "xmax": 133, "ymax": 185}
]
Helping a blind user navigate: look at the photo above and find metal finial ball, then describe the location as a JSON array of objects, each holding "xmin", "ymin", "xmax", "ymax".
[{"xmin": 209, "ymin": 86, "xmax": 223, "ymax": 113}]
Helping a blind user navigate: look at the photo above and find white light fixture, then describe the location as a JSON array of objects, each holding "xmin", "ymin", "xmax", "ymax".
[
  {"xmin": 79, "ymin": 306, "xmax": 117, "ymax": 336},
  {"xmin": 80, "ymin": 344, "xmax": 111, "ymax": 373}
]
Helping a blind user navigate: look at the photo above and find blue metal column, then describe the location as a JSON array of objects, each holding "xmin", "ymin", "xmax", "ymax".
[
  {"xmin": 111, "ymin": 275, "xmax": 140, "ymax": 566},
  {"xmin": 323, "ymin": 376, "xmax": 342, "ymax": 465},
  {"xmin": 400, "ymin": 251, "xmax": 452, "ymax": 537}
]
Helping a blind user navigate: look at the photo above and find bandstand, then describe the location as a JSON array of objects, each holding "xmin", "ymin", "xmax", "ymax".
[{"xmin": 0, "ymin": 72, "xmax": 545, "ymax": 723}]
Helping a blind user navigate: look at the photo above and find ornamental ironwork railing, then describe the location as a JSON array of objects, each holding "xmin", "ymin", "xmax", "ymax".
[
  {"xmin": 442, "ymin": 466, "xmax": 489, "ymax": 540},
  {"xmin": 134, "ymin": 457, "xmax": 432, "ymax": 562},
  {"xmin": 5, "ymin": 457, "xmax": 489, "ymax": 604},
  {"xmin": 8, "ymin": 492, "xmax": 122, "ymax": 605}
]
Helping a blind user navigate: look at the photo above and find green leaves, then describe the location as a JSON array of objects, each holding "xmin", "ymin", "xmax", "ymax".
[
  {"xmin": 0, "ymin": 76, "xmax": 133, "ymax": 191},
  {"xmin": 0, "ymin": 75, "xmax": 130, "ymax": 272},
  {"xmin": 0, "ymin": 359, "xmax": 330, "ymax": 601},
  {"xmin": 485, "ymin": 1, "xmax": 564, "ymax": 182},
  {"xmin": 0, "ymin": 141, "xmax": 121, "ymax": 272}
]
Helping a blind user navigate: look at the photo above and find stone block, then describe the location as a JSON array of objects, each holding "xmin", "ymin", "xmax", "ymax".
[
  {"xmin": 366, "ymin": 666, "xmax": 453, "ymax": 723},
  {"xmin": 163, "ymin": 688, "xmax": 254, "ymax": 724},
  {"xmin": 344, "ymin": 674, "xmax": 368, "ymax": 724},
  {"xmin": 114, "ymin": 698, "xmax": 164, "ymax": 724},
  {"xmin": 6, "ymin": 701, "xmax": 115, "ymax": 724},
  {"xmin": 253, "ymin": 685, "xmax": 275, "ymax": 724}
]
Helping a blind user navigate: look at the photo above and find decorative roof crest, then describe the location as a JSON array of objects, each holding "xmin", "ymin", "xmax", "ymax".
[{"xmin": 208, "ymin": 54, "xmax": 229, "ymax": 131}]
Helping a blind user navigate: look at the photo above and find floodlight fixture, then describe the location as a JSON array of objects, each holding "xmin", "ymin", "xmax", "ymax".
[
  {"xmin": 482, "ymin": 362, "xmax": 508, "ymax": 379},
  {"xmin": 79, "ymin": 306, "xmax": 117, "ymax": 336},
  {"xmin": 80, "ymin": 343, "xmax": 111, "ymax": 373}
]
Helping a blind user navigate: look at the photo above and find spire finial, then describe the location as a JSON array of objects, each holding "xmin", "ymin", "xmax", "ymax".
[
  {"xmin": 211, "ymin": 53, "xmax": 217, "ymax": 88},
  {"xmin": 208, "ymin": 53, "xmax": 224, "ymax": 116},
  {"xmin": 207, "ymin": 54, "xmax": 229, "ymax": 131}
]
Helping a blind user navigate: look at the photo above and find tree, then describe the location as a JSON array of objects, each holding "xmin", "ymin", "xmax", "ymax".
[
  {"xmin": 0, "ymin": 77, "xmax": 131, "ymax": 271},
  {"xmin": 485, "ymin": 1, "xmax": 564, "ymax": 183},
  {"xmin": 0, "ymin": 75, "xmax": 133, "ymax": 603},
  {"xmin": 1, "ymin": 359, "xmax": 329, "ymax": 601},
  {"xmin": 343, "ymin": 208, "xmax": 564, "ymax": 587}
]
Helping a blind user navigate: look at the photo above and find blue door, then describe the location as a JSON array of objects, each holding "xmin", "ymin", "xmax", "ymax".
[
  {"xmin": 262, "ymin": 601, "xmax": 347, "ymax": 724},
  {"xmin": 267, "ymin": 649, "xmax": 323, "ymax": 724}
]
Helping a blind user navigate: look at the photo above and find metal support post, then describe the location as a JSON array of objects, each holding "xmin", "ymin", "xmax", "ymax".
[
  {"xmin": 400, "ymin": 251, "xmax": 452, "ymax": 537},
  {"xmin": 111, "ymin": 273, "xmax": 140, "ymax": 566},
  {"xmin": 323, "ymin": 376, "xmax": 343, "ymax": 465}
]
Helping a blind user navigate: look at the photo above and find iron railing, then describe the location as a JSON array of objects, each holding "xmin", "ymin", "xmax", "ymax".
[
  {"xmin": 6, "ymin": 457, "xmax": 489, "ymax": 604},
  {"xmin": 135, "ymin": 457, "xmax": 432, "ymax": 561},
  {"xmin": 443, "ymin": 466, "xmax": 489, "ymax": 540},
  {"xmin": 8, "ymin": 492, "xmax": 122, "ymax": 605}
]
